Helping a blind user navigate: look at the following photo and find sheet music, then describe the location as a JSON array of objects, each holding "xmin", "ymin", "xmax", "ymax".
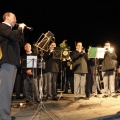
[{"xmin": 27, "ymin": 56, "xmax": 37, "ymax": 68}]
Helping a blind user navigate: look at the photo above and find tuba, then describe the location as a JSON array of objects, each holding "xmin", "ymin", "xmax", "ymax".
[{"xmin": 33, "ymin": 31, "xmax": 55, "ymax": 52}]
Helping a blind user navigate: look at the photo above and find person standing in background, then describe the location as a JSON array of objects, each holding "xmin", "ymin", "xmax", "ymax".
[
  {"xmin": 70, "ymin": 42, "xmax": 88, "ymax": 101},
  {"xmin": 21, "ymin": 43, "xmax": 40, "ymax": 104},
  {"xmin": 43, "ymin": 42, "xmax": 59, "ymax": 101},
  {"xmin": 102, "ymin": 41, "xmax": 118, "ymax": 98},
  {"xmin": 0, "ymin": 12, "xmax": 26, "ymax": 120}
]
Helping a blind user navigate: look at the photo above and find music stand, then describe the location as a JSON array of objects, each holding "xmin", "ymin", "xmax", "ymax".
[
  {"xmin": 53, "ymin": 47, "xmax": 69, "ymax": 100},
  {"xmin": 88, "ymin": 47, "xmax": 105, "ymax": 59},
  {"xmin": 88, "ymin": 47, "xmax": 105, "ymax": 95},
  {"xmin": 31, "ymin": 49, "xmax": 54, "ymax": 120},
  {"xmin": 31, "ymin": 34, "xmax": 54, "ymax": 120},
  {"xmin": 22, "ymin": 56, "xmax": 38, "ymax": 108}
]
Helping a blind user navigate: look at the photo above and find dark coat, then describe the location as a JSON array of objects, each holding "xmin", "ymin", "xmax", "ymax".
[
  {"xmin": 101, "ymin": 51, "xmax": 117, "ymax": 72},
  {"xmin": 43, "ymin": 50, "xmax": 59, "ymax": 73},
  {"xmin": 70, "ymin": 50, "xmax": 88, "ymax": 74},
  {"xmin": 0, "ymin": 23, "xmax": 24, "ymax": 67},
  {"xmin": 87, "ymin": 58, "xmax": 100, "ymax": 74}
]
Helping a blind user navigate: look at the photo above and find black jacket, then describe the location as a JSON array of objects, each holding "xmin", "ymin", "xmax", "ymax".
[
  {"xmin": 70, "ymin": 50, "xmax": 88, "ymax": 74},
  {"xmin": 43, "ymin": 50, "xmax": 59, "ymax": 73},
  {"xmin": 0, "ymin": 23, "xmax": 24, "ymax": 67},
  {"xmin": 101, "ymin": 51, "xmax": 117, "ymax": 72}
]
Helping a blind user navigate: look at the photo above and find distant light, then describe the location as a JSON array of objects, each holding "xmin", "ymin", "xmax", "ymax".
[{"xmin": 20, "ymin": 103, "xmax": 23, "ymax": 107}]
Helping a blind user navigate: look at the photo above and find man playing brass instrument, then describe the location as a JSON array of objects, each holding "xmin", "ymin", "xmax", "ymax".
[
  {"xmin": 101, "ymin": 41, "xmax": 118, "ymax": 98},
  {"xmin": 70, "ymin": 42, "xmax": 88, "ymax": 101}
]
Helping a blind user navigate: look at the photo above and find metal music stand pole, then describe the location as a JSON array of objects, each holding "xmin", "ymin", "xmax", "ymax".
[
  {"xmin": 31, "ymin": 50, "xmax": 53, "ymax": 120},
  {"xmin": 58, "ymin": 59, "xmax": 66, "ymax": 100},
  {"xmin": 88, "ymin": 47, "xmax": 105, "ymax": 96}
]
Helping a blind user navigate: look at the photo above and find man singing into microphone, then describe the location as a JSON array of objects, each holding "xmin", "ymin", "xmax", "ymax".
[{"xmin": 0, "ymin": 12, "xmax": 26, "ymax": 120}]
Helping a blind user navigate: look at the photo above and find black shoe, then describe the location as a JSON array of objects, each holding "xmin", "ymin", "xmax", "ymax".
[
  {"xmin": 84, "ymin": 97, "xmax": 89, "ymax": 100},
  {"xmin": 16, "ymin": 96, "xmax": 23, "ymax": 99},
  {"xmin": 112, "ymin": 95, "xmax": 117, "ymax": 98},
  {"xmin": 94, "ymin": 95, "xmax": 98, "ymax": 97},
  {"xmin": 98, "ymin": 91, "xmax": 102, "ymax": 94},
  {"xmin": 44, "ymin": 97, "xmax": 48, "ymax": 101},
  {"xmin": 26, "ymin": 100, "xmax": 30, "ymax": 103},
  {"xmin": 102, "ymin": 95, "xmax": 108, "ymax": 98},
  {"xmin": 11, "ymin": 116, "xmax": 16, "ymax": 120},
  {"xmin": 63, "ymin": 91, "xmax": 68, "ymax": 94},
  {"xmin": 52, "ymin": 97, "xmax": 58, "ymax": 101},
  {"xmin": 46, "ymin": 95, "xmax": 52, "ymax": 100},
  {"xmin": 35, "ymin": 101, "xmax": 40, "ymax": 104},
  {"xmin": 44, "ymin": 95, "xmax": 51, "ymax": 100},
  {"xmin": 74, "ymin": 97, "xmax": 79, "ymax": 101},
  {"xmin": 79, "ymin": 96, "xmax": 86, "ymax": 99}
]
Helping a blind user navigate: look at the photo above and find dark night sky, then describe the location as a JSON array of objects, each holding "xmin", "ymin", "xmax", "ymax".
[{"xmin": 1, "ymin": 1, "xmax": 120, "ymax": 62}]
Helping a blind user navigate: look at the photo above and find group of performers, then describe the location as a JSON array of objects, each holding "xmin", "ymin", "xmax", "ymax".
[
  {"xmin": 0, "ymin": 11, "xmax": 119, "ymax": 120},
  {"xmin": 13, "ymin": 40, "xmax": 120, "ymax": 103}
]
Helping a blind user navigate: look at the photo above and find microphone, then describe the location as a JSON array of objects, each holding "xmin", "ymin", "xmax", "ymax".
[
  {"xmin": 25, "ymin": 26, "xmax": 33, "ymax": 31},
  {"xmin": 15, "ymin": 23, "xmax": 33, "ymax": 31}
]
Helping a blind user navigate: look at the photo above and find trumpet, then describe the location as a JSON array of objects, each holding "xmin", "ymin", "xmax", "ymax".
[{"xmin": 105, "ymin": 47, "xmax": 114, "ymax": 53}]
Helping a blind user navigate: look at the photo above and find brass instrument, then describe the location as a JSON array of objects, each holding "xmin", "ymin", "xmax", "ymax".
[
  {"xmin": 105, "ymin": 47, "xmax": 114, "ymax": 53},
  {"xmin": 59, "ymin": 40, "xmax": 71, "ymax": 59},
  {"xmin": 33, "ymin": 31, "xmax": 55, "ymax": 52}
]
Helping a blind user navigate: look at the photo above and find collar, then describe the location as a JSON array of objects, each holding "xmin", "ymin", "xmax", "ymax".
[{"xmin": 2, "ymin": 22, "xmax": 12, "ymax": 29}]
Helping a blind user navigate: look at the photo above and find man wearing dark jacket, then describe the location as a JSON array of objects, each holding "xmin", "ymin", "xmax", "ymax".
[
  {"xmin": 0, "ymin": 12, "xmax": 26, "ymax": 120},
  {"xmin": 21, "ymin": 43, "xmax": 40, "ymax": 103},
  {"xmin": 43, "ymin": 42, "xmax": 59, "ymax": 100},
  {"xmin": 70, "ymin": 42, "xmax": 88, "ymax": 101},
  {"xmin": 102, "ymin": 41, "xmax": 117, "ymax": 98}
]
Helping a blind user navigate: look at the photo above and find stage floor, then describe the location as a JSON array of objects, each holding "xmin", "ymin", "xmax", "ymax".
[{"xmin": 10, "ymin": 91, "xmax": 120, "ymax": 120}]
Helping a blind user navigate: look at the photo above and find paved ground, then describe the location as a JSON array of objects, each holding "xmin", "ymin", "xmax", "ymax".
[{"xmin": 10, "ymin": 91, "xmax": 120, "ymax": 120}]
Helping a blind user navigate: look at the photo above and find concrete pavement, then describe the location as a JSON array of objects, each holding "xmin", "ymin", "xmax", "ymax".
[{"xmin": 10, "ymin": 92, "xmax": 120, "ymax": 120}]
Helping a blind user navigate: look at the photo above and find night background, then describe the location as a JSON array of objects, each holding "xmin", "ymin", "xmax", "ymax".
[{"xmin": 1, "ymin": 1, "xmax": 120, "ymax": 63}]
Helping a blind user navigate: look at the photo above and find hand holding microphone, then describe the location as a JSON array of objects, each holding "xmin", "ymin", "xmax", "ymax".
[
  {"xmin": 18, "ymin": 23, "xmax": 26, "ymax": 31},
  {"xmin": 17, "ymin": 23, "xmax": 33, "ymax": 32}
]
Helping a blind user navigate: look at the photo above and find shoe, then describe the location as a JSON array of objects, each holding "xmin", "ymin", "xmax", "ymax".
[
  {"xmin": 45, "ymin": 95, "xmax": 52, "ymax": 100},
  {"xmin": 26, "ymin": 100, "xmax": 30, "ymax": 103},
  {"xmin": 63, "ymin": 91, "xmax": 68, "ymax": 94},
  {"xmin": 11, "ymin": 116, "xmax": 16, "ymax": 120},
  {"xmin": 94, "ymin": 95, "xmax": 98, "ymax": 97},
  {"xmin": 74, "ymin": 97, "xmax": 79, "ymax": 101},
  {"xmin": 16, "ymin": 96, "xmax": 23, "ymax": 99},
  {"xmin": 112, "ymin": 95, "xmax": 117, "ymax": 98},
  {"xmin": 80, "ymin": 97, "xmax": 89, "ymax": 100},
  {"xmin": 80, "ymin": 96, "xmax": 86, "ymax": 99},
  {"xmin": 44, "ymin": 96, "xmax": 48, "ymax": 101},
  {"xmin": 35, "ymin": 101, "xmax": 40, "ymax": 104},
  {"xmin": 84, "ymin": 97, "xmax": 89, "ymax": 100},
  {"xmin": 52, "ymin": 97, "xmax": 58, "ymax": 101},
  {"xmin": 98, "ymin": 91, "xmax": 102, "ymax": 94},
  {"xmin": 102, "ymin": 95, "xmax": 108, "ymax": 98}
]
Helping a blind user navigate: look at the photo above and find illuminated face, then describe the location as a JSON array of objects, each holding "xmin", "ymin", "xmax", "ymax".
[
  {"xmin": 104, "ymin": 42, "xmax": 110, "ymax": 49},
  {"xmin": 24, "ymin": 43, "xmax": 31, "ymax": 53},
  {"xmin": 8, "ymin": 13, "xmax": 17, "ymax": 27},
  {"xmin": 76, "ymin": 42, "xmax": 82, "ymax": 51},
  {"xmin": 49, "ymin": 42, "xmax": 56, "ymax": 50}
]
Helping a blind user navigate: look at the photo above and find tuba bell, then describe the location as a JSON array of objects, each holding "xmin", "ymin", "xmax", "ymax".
[{"xmin": 33, "ymin": 31, "xmax": 55, "ymax": 52}]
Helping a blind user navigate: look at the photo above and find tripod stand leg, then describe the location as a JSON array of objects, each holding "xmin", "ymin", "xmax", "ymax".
[{"xmin": 31, "ymin": 100, "xmax": 54, "ymax": 120}]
